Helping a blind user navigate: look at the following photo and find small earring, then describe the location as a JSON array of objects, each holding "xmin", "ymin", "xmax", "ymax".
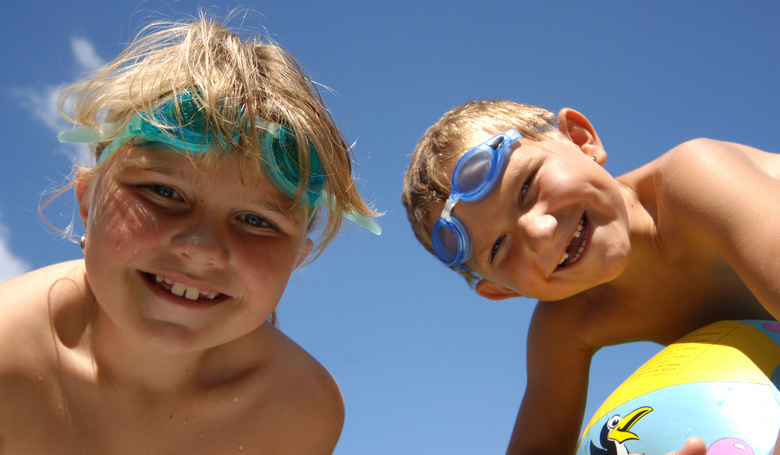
[
  {"xmin": 80, "ymin": 234, "xmax": 87, "ymax": 253},
  {"xmin": 591, "ymin": 155, "xmax": 598, "ymax": 162}
]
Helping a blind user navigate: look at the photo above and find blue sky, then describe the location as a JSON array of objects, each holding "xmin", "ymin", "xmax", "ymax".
[{"xmin": 2, "ymin": 1, "xmax": 779, "ymax": 453}]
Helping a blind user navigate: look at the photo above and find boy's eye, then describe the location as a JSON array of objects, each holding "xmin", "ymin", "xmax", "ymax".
[
  {"xmin": 490, "ymin": 234, "xmax": 506, "ymax": 264},
  {"xmin": 521, "ymin": 170, "xmax": 537, "ymax": 203}
]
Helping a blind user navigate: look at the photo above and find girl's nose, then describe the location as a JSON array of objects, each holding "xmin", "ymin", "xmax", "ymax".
[{"xmin": 171, "ymin": 223, "xmax": 229, "ymax": 267}]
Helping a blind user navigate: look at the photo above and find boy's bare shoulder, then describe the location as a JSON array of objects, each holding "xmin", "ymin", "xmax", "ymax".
[
  {"xmin": 655, "ymin": 138, "xmax": 780, "ymax": 187},
  {"xmin": 652, "ymin": 138, "xmax": 779, "ymax": 232}
]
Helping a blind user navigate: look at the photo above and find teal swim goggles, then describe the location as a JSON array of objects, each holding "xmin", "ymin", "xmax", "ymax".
[
  {"xmin": 58, "ymin": 91, "xmax": 380, "ymax": 234},
  {"xmin": 431, "ymin": 129, "xmax": 522, "ymax": 271}
]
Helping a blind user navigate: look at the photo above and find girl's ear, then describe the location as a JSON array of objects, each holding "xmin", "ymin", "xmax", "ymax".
[
  {"xmin": 75, "ymin": 167, "xmax": 93, "ymax": 228},
  {"xmin": 295, "ymin": 238, "xmax": 314, "ymax": 269},
  {"xmin": 557, "ymin": 108, "xmax": 607, "ymax": 164},
  {"xmin": 475, "ymin": 279, "xmax": 523, "ymax": 300}
]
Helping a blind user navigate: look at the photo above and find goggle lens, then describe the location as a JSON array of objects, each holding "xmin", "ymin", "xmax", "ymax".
[
  {"xmin": 452, "ymin": 146, "xmax": 494, "ymax": 196},
  {"xmin": 432, "ymin": 129, "xmax": 522, "ymax": 270},
  {"xmin": 432, "ymin": 217, "xmax": 470, "ymax": 268},
  {"xmin": 264, "ymin": 125, "xmax": 325, "ymax": 204}
]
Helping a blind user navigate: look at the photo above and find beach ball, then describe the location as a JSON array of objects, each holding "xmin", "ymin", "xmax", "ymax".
[{"xmin": 577, "ymin": 320, "xmax": 780, "ymax": 455}]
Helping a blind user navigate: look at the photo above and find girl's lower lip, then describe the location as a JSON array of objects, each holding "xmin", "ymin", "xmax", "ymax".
[{"xmin": 142, "ymin": 272, "xmax": 226, "ymax": 309}]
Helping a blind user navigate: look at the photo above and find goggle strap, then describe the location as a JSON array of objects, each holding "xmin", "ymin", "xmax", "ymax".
[
  {"xmin": 315, "ymin": 192, "xmax": 381, "ymax": 235},
  {"xmin": 58, "ymin": 122, "xmax": 136, "ymax": 165},
  {"xmin": 58, "ymin": 121, "xmax": 125, "ymax": 145},
  {"xmin": 487, "ymin": 135, "xmax": 505, "ymax": 149},
  {"xmin": 440, "ymin": 197, "xmax": 458, "ymax": 222}
]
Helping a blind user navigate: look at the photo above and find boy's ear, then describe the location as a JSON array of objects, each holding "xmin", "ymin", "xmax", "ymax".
[
  {"xmin": 475, "ymin": 279, "xmax": 523, "ymax": 300},
  {"xmin": 557, "ymin": 108, "xmax": 607, "ymax": 165},
  {"xmin": 75, "ymin": 167, "xmax": 93, "ymax": 227}
]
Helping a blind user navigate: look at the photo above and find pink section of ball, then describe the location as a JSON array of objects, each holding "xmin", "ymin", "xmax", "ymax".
[
  {"xmin": 762, "ymin": 322, "xmax": 780, "ymax": 333},
  {"xmin": 707, "ymin": 438, "xmax": 754, "ymax": 455}
]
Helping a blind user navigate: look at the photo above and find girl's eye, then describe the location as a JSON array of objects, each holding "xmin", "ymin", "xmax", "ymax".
[
  {"xmin": 240, "ymin": 213, "xmax": 271, "ymax": 228},
  {"xmin": 150, "ymin": 184, "xmax": 179, "ymax": 199}
]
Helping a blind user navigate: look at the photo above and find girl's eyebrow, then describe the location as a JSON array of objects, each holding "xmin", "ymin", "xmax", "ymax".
[
  {"xmin": 117, "ymin": 152, "xmax": 305, "ymax": 225},
  {"xmin": 116, "ymin": 155, "xmax": 189, "ymax": 180}
]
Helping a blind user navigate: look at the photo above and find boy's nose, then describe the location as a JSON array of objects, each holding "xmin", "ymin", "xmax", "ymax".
[
  {"xmin": 518, "ymin": 211, "xmax": 557, "ymax": 254},
  {"xmin": 171, "ymin": 222, "xmax": 229, "ymax": 267}
]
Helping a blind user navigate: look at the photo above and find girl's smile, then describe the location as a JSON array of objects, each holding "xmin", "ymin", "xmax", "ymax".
[{"xmin": 144, "ymin": 271, "xmax": 229, "ymax": 307}]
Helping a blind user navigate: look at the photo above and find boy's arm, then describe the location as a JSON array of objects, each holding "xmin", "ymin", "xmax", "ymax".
[
  {"xmin": 656, "ymin": 139, "xmax": 780, "ymax": 314},
  {"xmin": 507, "ymin": 301, "xmax": 596, "ymax": 455}
]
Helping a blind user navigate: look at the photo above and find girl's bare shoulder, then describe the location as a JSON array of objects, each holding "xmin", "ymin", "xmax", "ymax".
[
  {"xmin": 0, "ymin": 260, "xmax": 88, "ymax": 364},
  {"xmin": 242, "ymin": 325, "xmax": 345, "ymax": 452}
]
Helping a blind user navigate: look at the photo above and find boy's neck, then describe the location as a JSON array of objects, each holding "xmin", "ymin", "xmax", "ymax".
[{"xmin": 591, "ymin": 181, "xmax": 662, "ymax": 298}]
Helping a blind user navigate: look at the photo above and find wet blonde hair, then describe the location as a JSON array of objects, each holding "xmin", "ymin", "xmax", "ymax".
[
  {"xmin": 401, "ymin": 100, "xmax": 557, "ymax": 286},
  {"xmin": 58, "ymin": 12, "xmax": 377, "ymax": 257}
]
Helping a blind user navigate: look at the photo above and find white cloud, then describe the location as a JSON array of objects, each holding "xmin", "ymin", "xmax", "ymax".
[
  {"xmin": 15, "ymin": 84, "xmax": 66, "ymax": 132},
  {"xmin": 13, "ymin": 35, "xmax": 105, "ymax": 165},
  {"xmin": 0, "ymin": 219, "xmax": 31, "ymax": 283},
  {"xmin": 71, "ymin": 36, "xmax": 105, "ymax": 72}
]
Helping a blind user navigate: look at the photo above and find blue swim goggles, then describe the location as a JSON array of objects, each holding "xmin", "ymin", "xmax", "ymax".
[
  {"xmin": 58, "ymin": 91, "xmax": 380, "ymax": 235},
  {"xmin": 431, "ymin": 129, "xmax": 522, "ymax": 270}
]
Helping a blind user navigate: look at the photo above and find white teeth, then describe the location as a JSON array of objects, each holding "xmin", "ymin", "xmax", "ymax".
[
  {"xmin": 184, "ymin": 287, "xmax": 200, "ymax": 300},
  {"xmin": 558, "ymin": 217, "xmax": 588, "ymax": 268},
  {"xmin": 559, "ymin": 253, "xmax": 569, "ymax": 265},
  {"xmin": 170, "ymin": 282, "xmax": 186, "ymax": 297},
  {"xmin": 153, "ymin": 274, "xmax": 219, "ymax": 301}
]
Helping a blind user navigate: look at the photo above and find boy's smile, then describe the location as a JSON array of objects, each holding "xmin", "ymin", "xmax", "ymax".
[
  {"xmin": 436, "ymin": 136, "xmax": 631, "ymax": 301},
  {"xmin": 558, "ymin": 214, "xmax": 589, "ymax": 268}
]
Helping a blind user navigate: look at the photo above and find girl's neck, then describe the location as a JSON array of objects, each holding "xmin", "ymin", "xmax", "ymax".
[{"xmin": 85, "ymin": 305, "xmax": 239, "ymax": 398}]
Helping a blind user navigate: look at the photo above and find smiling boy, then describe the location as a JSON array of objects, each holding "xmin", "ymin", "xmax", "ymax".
[{"xmin": 402, "ymin": 100, "xmax": 780, "ymax": 454}]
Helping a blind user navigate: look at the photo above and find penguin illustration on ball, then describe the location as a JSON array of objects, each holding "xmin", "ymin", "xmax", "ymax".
[{"xmin": 589, "ymin": 407, "xmax": 653, "ymax": 455}]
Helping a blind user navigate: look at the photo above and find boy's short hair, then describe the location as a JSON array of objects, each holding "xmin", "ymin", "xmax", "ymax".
[
  {"xmin": 58, "ymin": 13, "xmax": 375, "ymax": 256},
  {"xmin": 401, "ymin": 100, "xmax": 557, "ymax": 285}
]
